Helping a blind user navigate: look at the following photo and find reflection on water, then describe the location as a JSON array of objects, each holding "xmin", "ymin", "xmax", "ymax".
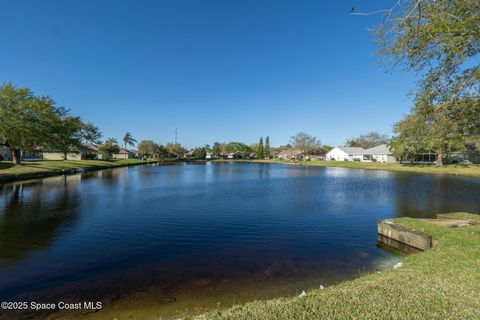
[
  {"xmin": 0, "ymin": 176, "xmax": 81, "ymax": 265},
  {"xmin": 0, "ymin": 162, "xmax": 479, "ymax": 319}
]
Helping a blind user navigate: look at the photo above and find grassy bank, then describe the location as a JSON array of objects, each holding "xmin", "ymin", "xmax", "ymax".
[
  {"xmin": 192, "ymin": 212, "xmax": 480, "ymax": 320},
  {"xmin": 251, "ymin": 159, "xmax": 480, "ymax": 178},
  {"xmin": 0, "ymin": 159, "xmax": 156, "ymax": 183}
]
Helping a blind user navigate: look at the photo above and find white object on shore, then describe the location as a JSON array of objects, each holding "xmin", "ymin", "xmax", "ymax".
[
  {"xmin": 319, "ymin": 285, "xmax": 324, "ymax": 290},
  {"xmin": 393, "ymin": 262, "xmax": 403, "ymax": 270},
  {"xmin": 299, "ymin": 290, "xmax": 307, "ymax": 297}
]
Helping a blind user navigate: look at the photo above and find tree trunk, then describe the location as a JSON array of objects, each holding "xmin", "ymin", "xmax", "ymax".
[
  {"xmin": 436, "ymin": 152, "xmax": 444, "ymax": 167},
  {"xmin": 12, "ymin": 149, "xmax": 21, "ymax": 165},
  {"xmin": 64, "ymin": 152, "xmax": 68, "ymax": 160}
]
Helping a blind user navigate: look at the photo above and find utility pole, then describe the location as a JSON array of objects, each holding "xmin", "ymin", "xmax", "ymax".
[{"xmin": 174, "ymin": 128, "xmax": 178, "ymax": 145}]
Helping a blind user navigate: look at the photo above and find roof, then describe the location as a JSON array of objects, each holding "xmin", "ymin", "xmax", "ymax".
[
  {"xmin": 278, "ymin": 149, "xmax": 304, "ymax": 157},
  {"xmin": 365, "ymin": 144, "xmax": 391, "ymax": 155},
  {"xmin": 336, "ymin": 147, "xmax": 367, "ymax": 155},
  {"xmin": 309, "ymin": 148, "xmax": 328, "ymax": 155},
  {"xmin": 42, "ymin": 143, "xmax": 99, "ymax": 153},
  {"xmin": 185, "ymin": 149, "xmax": 196, "ymax": 156},
  {"xmin": 80, "ymin": 143, "xmax": 99, "ymax": 153}
]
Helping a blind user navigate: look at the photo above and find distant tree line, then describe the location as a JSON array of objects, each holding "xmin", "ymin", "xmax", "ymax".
[
  {"xmin": 137, "ymin": 140, "xmax": 188, "ymax": 159},
  {"xmin": 346, "ymin": 131, "xmax": 389, "ymax": 149}
]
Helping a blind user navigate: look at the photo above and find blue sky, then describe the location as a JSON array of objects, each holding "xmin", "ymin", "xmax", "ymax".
[{"xmin": 0, "ymin": 0, "xmax": 416, "ymax": 148}]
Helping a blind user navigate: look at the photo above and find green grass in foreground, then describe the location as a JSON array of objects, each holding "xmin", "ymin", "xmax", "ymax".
[
  {"xmin": 252, "ymin": 159, "xmax": 480, "ymax": 178},
  {"xmin": 0, "ymin": 159, "xmax": 150, "ymax": 177},
  {"xmin": 192, "ymin": 213, "xmax": 480, "ymax": 320}
]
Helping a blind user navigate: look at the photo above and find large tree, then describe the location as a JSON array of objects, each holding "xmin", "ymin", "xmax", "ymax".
[
  {"xmin": 211, "ymin": 142, "xmax": 225, "ymax": 156},
  {"xmin": 391, "ymin": 96, "xmax": 480, "ymax": 165},
  {"xmin": 165, "ymin": 143, "xmax": 186, "ymax": 159},
  {"xmin": 193, "ymin": 146, "xmax": 208, "ymax": 160},
  {"xmin": 257, "ymin": 137, "xmax": 264, "ymax": 159},
  {"xmin": 354, "ymin": 0, "xmax": 480, "ymax": 166},
  {"xmin": 49, "ymin": 110, "xmax": 85, "ymax": 160},
  {"xmin": 265, "ymin": 136, "xmax": 271, "ymax": 158},
  {"xmin": 346, "ymin": 131, "xmax": 390, "ymax": 149},
  {"xmin": 81, "ymin": 121, "xmax": 102, "ymax": 145},
  {"xmin": 363, "ymin": 0, "xmax": 480, "ymax": 101},
  {"xmin": 226, "ymin": 142, "xmax": 252, "ymax": 157},
  {"xmin": 137, "ymin": 140, "xmax": 165, "ymax": 159},
  {"xmin": 0, "ymin": 83, "xmax": 61, "ymax": 164},
  {"xmin": 290, "ymin": 132, "xmax": 321, "ymax": 154}
]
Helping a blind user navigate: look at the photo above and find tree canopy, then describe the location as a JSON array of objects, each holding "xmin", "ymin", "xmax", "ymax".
[
  {"xmin": 137, "ymin": 140, "xmax": 166, "ymax": 159},
  {"xmin": 265, "ymin": 136, "xmax": 270, "ymax": 158},
  {"xmin": 371, "ymin": 0, "xmax": 479, "ymax": 101},
  {"xmin": 356, "ymin": 0, "xmax": 480, "ymax": 165},
  {"xmin": 0, "ymin": 83, "xmax": 99, "ymax": 164},
  {"xmin": 193, "ymin": 146, "xmax": 208, "ymax": 160},
  {"xmin": 49, "ymin": 110, "xmax": 85, "ymax": 160},
  {"xmin": 346, "ymin": 131, "xmax": 390, "ymax": 149},
  {"xmin": 290, "ymin": 132, "xmax": 321, "ymax": 154},
  {"xmin": 123, "ymin": 132, "xmax": 137, "ymax": 149},
  {"xmin": 81, "ymin": 121, "xmax": 102, "ymax": 145},
  {"xmin": 165, "ymin": 143, "xmax": 187, "ymax": 159},
  {"xmin": 257, "ymin": 137, "xmax": 264, "ymax": 159},
  {"xmin": 226, "ymin": 142, "xmax": 252, "ymax": 156},
  {"xmin": 98, "ymin": 138, "xmax": 120, "ymax": 160}
]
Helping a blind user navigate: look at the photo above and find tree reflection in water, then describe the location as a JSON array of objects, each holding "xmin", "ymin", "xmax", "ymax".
[{"xmin": 0, "ymin": 175, "xmax": 81, "ymax": 265}]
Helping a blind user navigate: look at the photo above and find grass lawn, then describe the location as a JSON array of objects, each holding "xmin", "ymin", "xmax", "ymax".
[
  {"xmin": 251, "ymin": 159, "xmax": 480, "ymax": 178},
  {"xmin": 192, "ymin": 212, "xmax": 480, "ymax": 320},
  {"xmin": 0, "ymin": 159, "xmax": 152, "ymax": 180}
]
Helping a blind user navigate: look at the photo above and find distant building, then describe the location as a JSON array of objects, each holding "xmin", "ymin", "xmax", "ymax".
[
  {"xmin": 305, "ymin": 148, "xmax": 327, "ymax": 160},
  {"xmin": 206, "ymin": 152, "xmax": 218, "ymax": 160},
  {"xmin": 363, "ymin": 144, "xmax": 396, "ymax": 163},
  {"xmin": 226, "ymin": 153, "xmax": 243, "ymax": 159},
  {"xmin": 184, "ymin": 149, "xmax": 196, "ymax": 160},
  {"xmin": 277, "ymin": 148, "xmax": 327, "ymax": 161},
  {"xmin": 276, "ymin": 149, "xmax": 304, "ymax": 161},
  {"xmin": 113, "ymin": 148, "xmax": 137, "ymax": 159},
  {"xmin": 43, "ymin": 143, "xmax": 100, "ymax": 160},
  {"xmin": 325, "ymin": 147, "xmax": 366, "ymax": 161},
  {"xmin": 326, "ymin": 145, "xmax": 396, "ymax": 163}
]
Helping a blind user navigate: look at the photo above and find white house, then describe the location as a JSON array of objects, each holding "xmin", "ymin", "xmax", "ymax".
[
  {"xmin": 326, "ymin": 144, "xmax": 397, "ymax": 163},
  {"xmin": 326, "ymin": 147, "xmax": 366, "ymax": 161},
  {"xmin": 363, "ymin": 144, "xmax": 396, "ymax": 163}
]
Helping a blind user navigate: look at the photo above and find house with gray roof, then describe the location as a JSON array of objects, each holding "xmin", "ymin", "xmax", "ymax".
[
  {"xmin": 363, "ymin": 144, "xmax": 396, "ymax": 163},
  {"xmin": 326, "ymin": 144, "xmax": 397, "ymax": 163}
]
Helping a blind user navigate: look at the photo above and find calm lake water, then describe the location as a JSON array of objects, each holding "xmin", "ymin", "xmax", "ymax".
[{"xmin": 1, "ymin": 162, "xmax": 480, "ymax": 319}]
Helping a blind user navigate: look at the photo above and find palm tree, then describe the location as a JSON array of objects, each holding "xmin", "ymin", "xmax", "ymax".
[
  {"xmin": 98, "ymin": 138, "xmax": 120, "ymax": 160},
  {"xmin": 122, "ymin": 132, "xmax": 137, "ymax": 159},
  {"xmin": 106, "ymin": 137, "xmax": 118, "ymax": 144}
]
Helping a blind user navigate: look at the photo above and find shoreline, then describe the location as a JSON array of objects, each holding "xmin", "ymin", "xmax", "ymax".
[
  {"xmin": 4, "ymin": 158, "xmax": 479, "ymax": 184},
  {"xmin": 245, "ymin": 159, "xmax": 480, "ymax": 178},
  {"xmin": 0, "ymin": 159, "xmax": 165, "ymax": 184},
  {"xmin": 192, "ymin": 212, "xmax": 480, "ymax": 319}
]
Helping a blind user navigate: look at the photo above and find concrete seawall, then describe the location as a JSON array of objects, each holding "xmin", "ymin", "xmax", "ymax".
[{"xmin": 377, "ymin": 219, "xmax": 433, "ymax": 251}]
